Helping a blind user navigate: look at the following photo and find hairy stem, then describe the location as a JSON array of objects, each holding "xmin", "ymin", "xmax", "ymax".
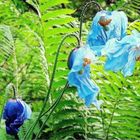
[
  {"xmin": 34, "ymin": 82, "xmax": 69, "ymax": 139},
  {"xmin": 79, "ymin": 1, "xmax": 102, "ymax": 41},
  {"xmin": 24, "ymin": 34, "xmax": 80, "ymax": 140}
]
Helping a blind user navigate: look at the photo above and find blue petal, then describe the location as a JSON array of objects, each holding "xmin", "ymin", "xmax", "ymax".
[
  {"xmin": 87, "ymin": 10, "xmax": 128, "ymax": 56},
  {"xmin": 68, "ymin": 46, "xmax": 102, "ymax": 109},
  {"xmin": 103, "ymin": 30, "xmax": 140, "ymax": 76},
  {"xmin": 3, "ymin": 99, "xmax": 32, "ymax": 135},
  {"xmin": 20, "ymin": 100, "xmax": 32, "ymax": 120},
  {"xmin": 122, "ymin": 50, "xmax": 136, "ymax": 77}
]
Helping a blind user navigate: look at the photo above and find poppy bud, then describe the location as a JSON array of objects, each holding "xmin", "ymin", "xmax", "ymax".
[
  {"xmin": 67, "ymin": 48, "xmax": 79, "ymax": 70},
  {"xmin": 3, "ymin": 99, "xmax": 32, "ymax": 136}
]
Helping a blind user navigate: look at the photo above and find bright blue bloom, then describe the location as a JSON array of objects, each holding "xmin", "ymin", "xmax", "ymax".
[
  {"xmin": 3, "ymin": 99, "xmax": 32, "ymax": 136},
  {"xmin": 68, "ymin": 46, "xmax": 102, "ymax": 110},
  {"xmin": 87, "ymin": 10, "xmax": 140, "ymax": 77},
  {"xmin": 101, "ymin": 30, "xmax": 140, "ymax": 77},
  {"xmin": 87, "ymin": 10, "xmax": 128, "ymax": 56}
]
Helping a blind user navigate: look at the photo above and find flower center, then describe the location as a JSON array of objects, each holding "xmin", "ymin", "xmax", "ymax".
[
  {"xmin": 137, "ymin": 56, "xmax": 140, "ymax": 61},
  {"xmin": 98, "ymin": 16, "xmax": 112, "ymax": 27},
  {"xmin": 83, "ymin": 58, "xmax": 91, "ymax": 66}
]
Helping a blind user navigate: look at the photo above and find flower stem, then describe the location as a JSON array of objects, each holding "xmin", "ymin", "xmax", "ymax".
[
  {"xmin": 34, "ymin": 82, "xmax": 69, "ymax": 139},
  {"xmin": 23, "ymin": 34, "xmax": 80, "ymax": 140},
  {"xmin": 79, "ymin": 1, "xmax": 102, "ymax": 41}
]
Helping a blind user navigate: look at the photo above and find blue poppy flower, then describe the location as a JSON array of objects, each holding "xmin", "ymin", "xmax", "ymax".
[
  {"xmin": 68, "ymin": 46, "xmax": 102, "ymax": 110},
  {"xmin": 87, "ymin": 10, "xmax": 128, "ymax": 56},
  {"xmin": 3, "ymin": 99, "xmax": 32, "ymax": 136},
  {"xmin": 101, "ymin": 30, "xmax": 140, "ymax": 77}
]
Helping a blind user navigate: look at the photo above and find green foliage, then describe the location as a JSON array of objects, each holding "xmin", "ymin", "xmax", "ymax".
[
  {"xmin": 18, "ymin": 113, "xmax": 41, "ymax": 140},
  {"xmin": 106, "ymin": 0, "xmax": 140, "ymax": 21},
  {"xmin": 0, "ymin": 0, "xmax": 140, "ymax": 140},
  {"xmin": 0, "ymin": 0, "xmax": 78, "ymax": 139}
]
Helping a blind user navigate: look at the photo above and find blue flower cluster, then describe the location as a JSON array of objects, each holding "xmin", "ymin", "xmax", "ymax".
[
  {"xmin": 68, "ymin": 10, "xmax": 140, "ymax": 109},
  {"xmin": 87, "ymin": 10, "xmax": 140, "ymax": 77},
  {"xmin": 3, "ymin": 99, "xmax": 32, "ymax": 136}
]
